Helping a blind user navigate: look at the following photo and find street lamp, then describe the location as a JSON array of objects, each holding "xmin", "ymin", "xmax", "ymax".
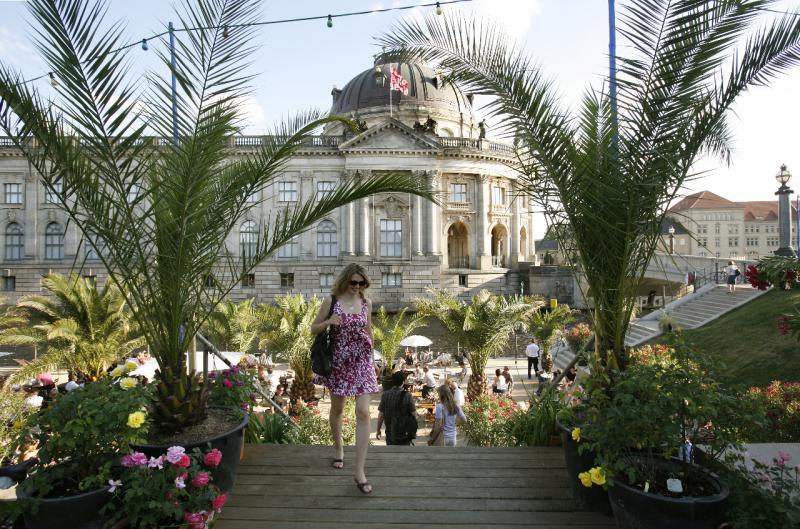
[
  {"xmin": 774, "ymin": 164, "xmax": 796, "ymax": 257},
  {"xmin": 668, "ymin": 225, "xmax": 676, "ymax": 255}
]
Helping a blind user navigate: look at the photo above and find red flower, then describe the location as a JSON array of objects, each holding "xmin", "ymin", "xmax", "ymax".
[
  {"xmin": 203, "ymin": 448, "xmax": 223, "ymax": 468},
  {"xmin": 184, "ymin": 511, "xmax": 206, "ymax": 529},
  {"xmin": 222, "ymin": 378, "xmax": 233, "ymax": 389},
  {"xmin": 212, "ymin": 493, "xmax": 228, "ymax": 511},
  {"xmin": 191, "ymin": 471, "xmax": 210, "ymax": 488},
  {"xmin": 174, "ymin": 454, "xmax": 190, "ymax": 468}
]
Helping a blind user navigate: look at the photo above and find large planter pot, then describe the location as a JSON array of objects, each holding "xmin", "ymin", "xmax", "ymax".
[
  {"xmin": 556, "ymin": 419, "xmax": 612, "ymax": 515},
  {"xmin": 607, "ymin": 458, "xmax": 729, "ymax": 529},
  {"xmin": 18, "ymin": 486, "xmax": 111, "ymax": 529},
  {"xmin": 132, "ymin": 411, "xmax": 248, "ymax": 494},
  {"xmin": 0, "ymin": 458, "xmax": 37, "ymax": 483}
]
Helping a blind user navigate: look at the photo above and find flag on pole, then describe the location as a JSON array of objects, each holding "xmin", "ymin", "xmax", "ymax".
[{"xmin": 390, "ymin": 66, "xmax": 409, "ymax": 95}]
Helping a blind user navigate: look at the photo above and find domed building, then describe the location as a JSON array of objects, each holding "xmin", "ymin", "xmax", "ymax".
[{"xmin": 0, "ymin": 60, "xmax": 537, "ymax": 308}]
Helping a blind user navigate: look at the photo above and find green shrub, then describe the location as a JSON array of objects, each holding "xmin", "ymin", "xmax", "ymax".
[
  {"xmin": 291, "ymin": 399, "xmax": 356, "ymax": 445},
  {"xmin": 744, "ymin": 381, "xmax": 800, "ymax": 442},
  {"xmin": 246, "ymin": 412, "xmax": 295, "ymax": 444},
  {"xmin": 463, "ymin": 395, "xmax": 518, "ymax": 447}
]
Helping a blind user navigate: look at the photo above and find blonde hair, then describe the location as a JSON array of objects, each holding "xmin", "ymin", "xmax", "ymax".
[
  {"xmin": 332, "ymin": 263, "xmax": 370, "ymax": 297},
  {"xmin": 437, "ymin": 384, "xmax": 458, "ymax": 415}
]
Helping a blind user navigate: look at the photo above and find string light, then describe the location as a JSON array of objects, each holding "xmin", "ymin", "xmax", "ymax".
[
  {"xmin": 141, "ymin": 39, "xmax": 149, "ymax": 51},
  {"xmin": 326, "ymin": 15, "xmax": 333, "ymax": 28},
  {"xmin": 48, "ymin": 72, "xmax": 57, "ymax": 88},
  {"xmin": 222, "ymin": 25, "xmax": 229, "ymax": 38},
  {"xmin": 435, "ymin": 2, "xmax": 443, "ymax": 15}
]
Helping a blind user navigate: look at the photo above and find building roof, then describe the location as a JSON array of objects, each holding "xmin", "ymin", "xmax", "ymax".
[
  {"xmin": 742, "ymin": 201, "xmax": 797, "ymax": 221},
  {"xmin": 668, "ymin": 191, "xmax": 742, "ymax": 212}
]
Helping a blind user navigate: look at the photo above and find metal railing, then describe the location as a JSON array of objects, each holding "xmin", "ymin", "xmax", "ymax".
[
  {"xmin": 491, "ymin": 255, "xmax": 506, "ymax": 268},
  {"xmin": 448, "ymin": 255, "xmax": 469, "ymax": 269}
]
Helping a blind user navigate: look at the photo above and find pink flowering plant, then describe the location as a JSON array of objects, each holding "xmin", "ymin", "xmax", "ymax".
[
  {"xmin": 746, "ymin": 256, "xmax": 800, "ymax": 340},
  {"xmin": 462, "ymin": 395, "xmax": 519, "ymax": 447},
  {"xmin": 207, "ymin": 365, "xmax": 260, "ymax": 418},
  {"xmin": 291, "ymin": 399, "xmax": 356, "ymax": 445},
  {"xmin": 105, "ymin": 446, "xmax": 228, "ymax": 529},
  {"xmin": 564, "ymin": 322, "xmax": 593, "ymax": 356}
]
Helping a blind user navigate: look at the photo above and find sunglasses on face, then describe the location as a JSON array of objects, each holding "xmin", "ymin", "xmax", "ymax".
[{"xmin": 349, "ymin": 280, "xmax": 367, "ymax": 287}]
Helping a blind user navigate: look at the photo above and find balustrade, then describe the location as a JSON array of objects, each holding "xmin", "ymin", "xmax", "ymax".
[{"xmin": 448, "ymin": 255, "xmax": 470, "ymax": 269}]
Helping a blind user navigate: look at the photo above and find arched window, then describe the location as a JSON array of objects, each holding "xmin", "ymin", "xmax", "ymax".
[
  {"xmin": 317, "ymin": 220, "xmax": 338, "ymax": 257},
  {"xmin": 240, "ymin": 221, "xmax": 258, "ymax": 259},
  {"xmin": 5, "ymin": 223, "xmax": 23, "ymax": 260},
  {"xmin": 84, "ymin": 230, "xmax": 105, "ymax": 260},
  {"xmin": 45, "ymin": 222, "xmax": 64, "ymax": 260}
]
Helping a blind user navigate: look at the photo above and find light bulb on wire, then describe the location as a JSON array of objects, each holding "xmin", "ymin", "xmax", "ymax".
[
  {"xmin": 141, "ymin": 39, "xmax": 149, "ymax": 51},
  {"xmin": 48, "ymin": 72, "xmax": 57, "ymax": 88},
  {"xmin": 435, "ymin": 2, "xmax": 443, "ymax": 15},
  {"xmin": 223, "ymin": 25, "xmax": 229, "ymax": 38},
  {"xmin": 326, "ymin": 15, "xmax": 333, "ymax": 28}
]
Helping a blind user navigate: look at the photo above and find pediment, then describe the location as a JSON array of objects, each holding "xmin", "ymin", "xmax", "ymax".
[
  {"xmin": 339, "ymin": 119, "xmax": 441, "ymax": 152},
  {"xmin": 375, "ymin": 194, "xmax": 410, "ymax": 218}
]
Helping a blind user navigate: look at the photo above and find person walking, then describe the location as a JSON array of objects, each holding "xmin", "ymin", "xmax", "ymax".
[
  {"xmin": 428, "ymin": 384, "xmax": 466, "ymax": 447},
  {"xmin": 311, "ymin": 263, "xmax": 378, "ymax": 495},
  {"xmin": 448, "ymin": 379, "xmax": 465, "ymax": 407},
  {"xmin": 376, "ymin": 371, "xmax": 417, "ymax": 445},
  {"xmin": 525, "ymin": 338, "xmax": 540, "ymax": 379},
  {"xmin": 724, "ymin": 260, "xmax": 740, "ymax": 293}
]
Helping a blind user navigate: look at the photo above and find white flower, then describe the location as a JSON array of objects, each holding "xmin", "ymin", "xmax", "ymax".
[
  {"xmin": 108, "ymin": 479, "xmax": 123, "ymax": 493},
  {"xmin": 174, "ymin": 476, "xmax": 186, "ymax": 489},
  {"xmin": 148, "ymin": 456, "xmax": 164, "ymax": 469}
]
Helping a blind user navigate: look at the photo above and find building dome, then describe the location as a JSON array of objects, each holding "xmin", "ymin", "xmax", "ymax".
[{"xmin": 330, "ymin": 62, "xmax": 473, "ymax": 118}]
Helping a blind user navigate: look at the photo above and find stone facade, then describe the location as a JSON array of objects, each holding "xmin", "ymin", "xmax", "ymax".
[{"xmin": 0, "ymin": 61, "xmax": 536, "ymax": 309}]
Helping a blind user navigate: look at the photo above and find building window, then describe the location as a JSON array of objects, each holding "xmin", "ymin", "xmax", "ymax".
[
  {"xmin": 278, "ymin": 181, "xmax": 297, "ymax": 202},
  {"xmin": 277, "ymin": 236, "xmax": 299, "ymax": 258},
  {"xmin": 698, "ymin": 237, "xmax": 708, "ymax": 247},
  {"xmin": 382, "ymin": 273, "xmax": 402, "ymax": 287},
  {"xmin": 204, "ymin": 274, "xmax": 216, "ymax": 288},
  {"xmin": 242, "ymin": 273, "xmax": 256, "ymax": 288},
  {"xmin": 492, "ymin": 186, "xmax": 506, "ymax": 205},
  {"xmin": 317, "ymin": 220, "xmax": 338, "ymax": 257},
  {"xmin": 458, "ymin": 274, "xmax": 468, "ymax": 287},
  {"xmin": 746, "ymin": 237, "xmax": 759, "ymax": 246},
  {"xmin": 84, "ymin": 231, "xmax": 104, "ymax": 260},
  {"xmin": 4, "ymin": 183, "xmax": 22, "ymax": 205},
  {"xmin": 127, "ymin": 183, "xmax": 141, "ymax": 203},
  {"xmin": 317, "ymin": 181, "xmax": 336, "ymax": 201},
  {"xmin": 449, "ymin": 183, "xmax": 467, "ymax": 202},
  {"xmin": 767, "ymin": 236, "xmax": 779, "ymax": 247},
  {"xmin": 319, "ymin": 273, "xmax": 334, "ymax": 289},
  {"xmin": 714, "ymin": 224, "xmax": 720, "ymax": 235},
  {"xmin": 45, "ymin": 182, "xmax": 62, "ymax": 204},
  {"xmin": 240, "ymin": 221, "xmax": 258, "ymax": 259},
  {"xmin": 714, "ymin": 237, "xmax": 720, "ymax": 247},
  {"xmin": 379, "ymin": 219, "xmax": 403, "ymax": 257},
  {"xmin": 727, "ymin": 237, "xmax": 738, "ymax": 247},
  {"xmin": 280, "ymin": 272, "xmax": 294, "ymax": 288},
  {"xmin": 2, "ymin": 276, "xmax": 15, "ymax": 291},
  {"xmin": 727, "ymin": 225, "xmax": 739, "ymax": 234},
  {"xmin": 5, "ymin": 223, "xmax": 23, "ymax": 260},
  {"xmin": 246, "ymin": 190, "xmax": 259, "ymax": 203},
  {"xmin": 44, "ymin": 222, "xmax": 64, "ymax": 260},
  {"xmin": 699, "ymin": 225, "xmax": 707, "ymax": 235}
]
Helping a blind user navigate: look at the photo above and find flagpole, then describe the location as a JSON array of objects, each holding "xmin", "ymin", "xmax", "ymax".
[{"xmin": 389, "ymin": 65, "xmax": 393, "ymax": 119}]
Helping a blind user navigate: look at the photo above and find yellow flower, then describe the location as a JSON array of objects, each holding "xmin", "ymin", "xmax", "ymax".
[
  {"xmin": 589, "ymin": 467, "xmax": 606, "ymax": 486},
  {"xmin": 119, "ymin": 377, "xmax": 138, "ymax": 390},
  {"xmin": 571, "ymin": 427, "xmax": 581, "ymax": 442},
  {"xmin": 124, "ymin": 360, "xmax": 139, "ymax": 372},
  {"xmin": 12, "ymin": 420, "xmax": 24, "ymax": 430},
  {"xmin": 578, "ymin": 472, "xmax": 593, "ymax": 488},
  {"xmin": 127, "ymin": 411, "xmax": 146, "ymax": 429},
  {"xmin": 110, "ymin": 366, "xmax": 125, "ymax": 378}
]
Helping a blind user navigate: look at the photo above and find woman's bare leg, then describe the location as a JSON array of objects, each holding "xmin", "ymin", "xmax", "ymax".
[
  {"xmin": 353, "ymin": 393, "xmax": 372, "ymax": 490},
  {"xmin": 329, "ymin": 394, "xmax": 345, "ymax": 467}
]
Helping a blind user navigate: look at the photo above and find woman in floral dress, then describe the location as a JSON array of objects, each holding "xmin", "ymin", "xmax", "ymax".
[{"xmin": 311, "ymin": 263, "xmax": 378, "ymax": 494}]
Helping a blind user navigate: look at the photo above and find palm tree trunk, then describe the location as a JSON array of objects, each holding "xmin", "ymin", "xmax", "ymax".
[{"xmin": 467, "ymin": 372, "xmax": 487, "ymax": 402}]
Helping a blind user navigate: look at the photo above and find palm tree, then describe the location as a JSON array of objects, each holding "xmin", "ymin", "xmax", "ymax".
[
  {"xmin": 371, "ymin": 306, "xmax": 425, "ymax": 380},
  {"xmin": 522, "ymin": 305, "xmax": 574, "ymax": 373},
  {"xmin": 415, "ymin": 289, "xmax": 533, "ymax": 401},
  {"xmin": 0, "ymin": 0, "xmax": 434, "ymax": 432},
  {"xmin": 203, "ymin": 298, "xmax": 258, "ymax": 353},
  {"xmin": 258, "ymin": 294, "xmax": 321, "ymax": 402},
  {"xmin": 3, "ymin": 273, "xmax": 143, "ymax": 384},
  {"xmin": 379, "ymin": 3, "xmax": 800, "ymax": 371}
]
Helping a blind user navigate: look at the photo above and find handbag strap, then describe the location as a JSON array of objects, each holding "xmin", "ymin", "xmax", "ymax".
[{"xmin": 327, "ymin": 295, "xmax": 336, "ymax": 318}]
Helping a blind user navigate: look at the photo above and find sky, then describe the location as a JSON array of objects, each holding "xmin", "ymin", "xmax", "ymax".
[{"xmin": 0, "ymin": 0, "xmax": 799, "ymax": 239}]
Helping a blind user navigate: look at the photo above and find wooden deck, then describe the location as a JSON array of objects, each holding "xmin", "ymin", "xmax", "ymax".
[{"xmin": 215, "ymin": 444, "xmax": 616, "ymax": 529}]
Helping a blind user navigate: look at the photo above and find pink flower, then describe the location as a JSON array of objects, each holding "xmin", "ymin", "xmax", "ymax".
[
  {"xmin": 204, "ymin": 448, "xmax": 223, "ymax": 468},
  {"xmin": 148, "ymin": 456, "xmax": 164, "ymax": 469},
  {"xmin": 212, "ymin": 493, "xmax": 228, "ymax": 511},
  {"xmin": 165, "ymin": 446, "xmax": 186, "ymax": 464},
  {"xmin": 174, "ymin": 475, "xmax": 186, "ymax": 489},
  {"xmin": 121, "ymin": 454, "xmax": 136, "ymax": 468},
  {"xmin": 778, "ymin": 451, "xmax": 792, "ymax": 462},
  {"xmin": 183, "ymin": 511, "xmax": 206, "ymax": 529},
  {"xmin": 174, "ymin": 454, "xmax": 191, "ymax": 468},
  {"xmin": 108, "ymin": 479, "xmax": 122, "ymax": 493},
  {"xmin": 191, "ymin": 472, "xmax": 210, "ymax": 488},
  {"xmin": 129, "ymin": 452, "xmax": 148, "ymax": 466},
  {"xmin": 222, "ymin": 378, "xmax": 233, "ymax": 389}
]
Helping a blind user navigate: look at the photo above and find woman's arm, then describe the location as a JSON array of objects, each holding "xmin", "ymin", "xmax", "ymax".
[
  {"xmin": 366, "ymin": 298, "xmax": 374, "ymax": 342},
  {"xmin": 310, "ymin": 296, "xmax": 339, "ymax": 335}
]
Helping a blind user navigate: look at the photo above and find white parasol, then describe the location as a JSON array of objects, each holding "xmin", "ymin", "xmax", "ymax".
[{"xmin": 399, "ymin": 335, "xmax": 432, "ymax": 348}]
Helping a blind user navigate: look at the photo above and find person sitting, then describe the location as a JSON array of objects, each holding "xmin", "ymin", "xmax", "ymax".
[
  {"xmin": 421, "ymin": 366, "xmax": 437, "ymax": 399},
  {"xmin": 413, "ymin": 363, "xmax": 424, "ymax": 383},
  {"xmin": 492, "ymin": 368, "xmax": 508, "ymax": 395},
  {"xmin": 404, "ymin": 348, "xmax": 414, "ymax": 366},
  {"xmin": 265, "ymin": 367, "xmax": 281, "ymax": 397},
  {"xmin": 502, "ymin": 366, "xmax": 514, "ymax": 397}
]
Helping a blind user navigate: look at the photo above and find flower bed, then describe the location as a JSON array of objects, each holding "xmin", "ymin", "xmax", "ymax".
[{"xmin": 744, "ymin": 381, "xmax": 800, "ymax": 442}]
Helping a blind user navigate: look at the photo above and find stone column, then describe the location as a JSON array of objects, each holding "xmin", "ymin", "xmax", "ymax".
[
  {"xmin": 24, "ymin": 166, "xmax": 38, "ymax": 259},
  {"xmin": 427, "ymin": 171, "xmax": 441, "ymax": 255},
  {"xmin": 413, "ymin": 172, "xmax": 424, "ymax": 256},
  {"xmin": 359, "ymin": 171, "xmax": 372, "ymax": 256},
  {"xmin": 475, "ymin": 174, "xmax": 491, "ymax": 269},
  {"xmin": 342, "ymin": 170, "xmax": 356, "ymax": 256},
  {"xmin": 300, "ymin": 170, "xmax": 314, "ymax": 258},
  {"xmin": 510, "ymin": 193, "xmax": 520, "ymax": 267}
]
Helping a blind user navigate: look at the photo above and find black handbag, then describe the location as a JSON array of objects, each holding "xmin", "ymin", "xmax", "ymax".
[
  {"xmin": 390, "ymin": 390, "xmax": 418, "ymax": 444},
  {"xmin": 311, "ymin": 295, "xmax": 337, "ymax": 377}
]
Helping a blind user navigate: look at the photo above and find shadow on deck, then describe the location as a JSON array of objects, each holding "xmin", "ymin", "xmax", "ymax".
[{"xmin": 215, "ymin": 444, "xmax": 615, "ymax": 529}]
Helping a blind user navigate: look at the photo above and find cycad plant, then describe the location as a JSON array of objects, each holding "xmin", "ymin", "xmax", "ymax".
[
  {"xmin": 203, "ymin": 298, "xmax": 259, "ymax": 353},
  {"xmin": 3, "ymin": 273, "xmax": 143, "ymax": 383},
  {"xmin": 415, "ymin": 289, "xmax": 533, "ymax": 401},
  {"xmin": 258, "ymin": 294, "xmax": 321, "ymax": 402},
  {"xmin": 0, "ymin": 0, "xmax": 433, "ymax": 433},
  {"xmin": 523, "ymin": 305, "xmax": 574, "ymax": 373},
  {"xmin": 380, "ymin": 2, "xmax": 800, "ymax": 371},
  {"xmin": 371, "ymin": 306, "xmax": 425, "ymax": 378}
]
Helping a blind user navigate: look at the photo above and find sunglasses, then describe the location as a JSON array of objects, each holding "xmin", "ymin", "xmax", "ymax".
[{"xmin": 349, "ymin": 280, "xmax": 367, "ymax": 287}]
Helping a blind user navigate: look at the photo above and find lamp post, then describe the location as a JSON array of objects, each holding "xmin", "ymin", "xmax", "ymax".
[
  {"xmin": 668, "ymin": 225, "xmax": 676, "ymax": 255},
  {"xmin": 774, "ymin": 164, "xmax": 796, "ymax": 257}
]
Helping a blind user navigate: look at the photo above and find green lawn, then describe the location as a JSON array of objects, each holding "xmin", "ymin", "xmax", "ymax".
[{"xmin": 658, "ymin": 289, "xmax": 800, "ymax": 387}]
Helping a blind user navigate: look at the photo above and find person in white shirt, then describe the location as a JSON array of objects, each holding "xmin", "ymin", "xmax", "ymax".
[
  {"xmin": 525, "ymin": 339, "xmax": 540, "ymax": 379},
  {"xmin": 724, "ymin": 260, "xmax": 740, "ymax": 293},
  {"xmin": 421, "ymin": 366, "xmax": 436, "ymax": 398},
  {"xmin": 265, "ymin": 367, "xmax": 281, "ymax": 397},
  {"xmin": 448, "ymin": 379, "xmax": 465, "ymax": 407},
  {"xmin": 492, "ymin": 368, "xmax": 508, "ymax": 394}
]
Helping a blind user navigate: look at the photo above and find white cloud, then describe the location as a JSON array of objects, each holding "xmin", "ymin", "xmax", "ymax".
[
  {"xmin": 471, "ymin": 0, "xmax": 544, "ymax": 41},
  {"xmin": 0, "ymin": 26, "xmax": 41, "ymax": 71},
  {"xmin": 238, "ymin": 96, "xmax": 267, "ymax": 134}
]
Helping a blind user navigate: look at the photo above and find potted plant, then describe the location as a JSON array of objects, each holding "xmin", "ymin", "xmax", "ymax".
[
  {"xmin": 0, "ymin": 0, "xmax": 434, "ymax": 472},
  {"xmin": 563, "ymin": 322, "xmax": 592, "ymax": 365},
  {"xmin": 14, "ymin": 367, "xmax": 151, "ymax": 529},
  {"xmin": 0, "ymin": 390, "xmax": 36, "ymax": 480},
  {"xmin": 576, "ymin": 334, "xmax": 758, "ymax": 529}
]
